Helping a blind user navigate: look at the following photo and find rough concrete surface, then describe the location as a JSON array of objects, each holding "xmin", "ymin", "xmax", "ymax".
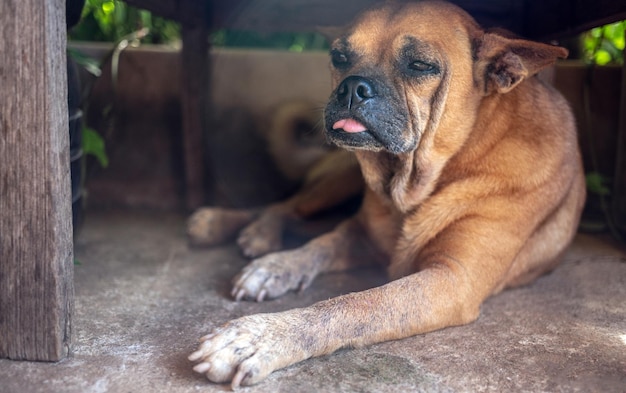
[{"xmin": 1, "ymin": 210, "xmax": 624, "ymax": 392}]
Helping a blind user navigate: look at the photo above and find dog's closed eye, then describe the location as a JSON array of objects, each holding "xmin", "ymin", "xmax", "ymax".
[
  {"xmin": 331, "ymin": 49, "xmax": 350, "ymax": 68},
  {"xmin": 408, "ymin": 60, "xmax": 439, "ymax": 74}
]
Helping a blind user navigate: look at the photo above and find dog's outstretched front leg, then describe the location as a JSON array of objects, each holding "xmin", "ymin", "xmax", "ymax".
[
  {"xmin": 231, "ymin": 217, "xmax": 376, "ymax": 302},
  {"xmin": 190, "ymin": 264, "xmax": 481, "ymax": 388}
]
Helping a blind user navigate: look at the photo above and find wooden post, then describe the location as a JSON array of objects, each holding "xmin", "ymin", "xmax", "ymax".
[
  {"xmin": 0, "ymin": 0, "xmax": 74, "ymax": 361},
  {"xmin": 612, "ymin": 48, "xmax": 626, "ymax": 233},
  {"xmin": 180, "ymin": 0, "xmax": 210, "ymax": 211}
]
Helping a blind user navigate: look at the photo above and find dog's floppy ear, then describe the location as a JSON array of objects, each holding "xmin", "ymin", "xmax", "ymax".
[
  {"xmin": 316, "ymin": 26, "xmax": 345, "ymax": 43},
  {"xmin": 474, "ymin": 31, "xmax": 568, "ymax": 95}
]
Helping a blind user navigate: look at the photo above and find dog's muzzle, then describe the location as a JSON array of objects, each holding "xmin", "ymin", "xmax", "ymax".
[{"xmin": 324, "ymin": 75, "xmax": 413, "ymax": 154}]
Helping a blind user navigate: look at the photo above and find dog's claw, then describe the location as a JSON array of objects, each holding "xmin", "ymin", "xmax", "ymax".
[
  {"xmin": 192, "ymin": 362, "xmax": 211, "ymax": 373},
  {"xmin": 188, "ymin": 350, "xmax": 203, "ymax": 362},
  {"xmin": 235, "ymin": 288, "xmax": 246, "ymax": 302},
  {"xmin": 231, "ymin": 370, "xmax": 248, "ymax": 389},
  {"xmin": 199, "ymin": 333, "xmax": 215, "ymax": 342},
  {"xmin": 256, "ymin": 289, "xmax": 267, "ymax": 302}
]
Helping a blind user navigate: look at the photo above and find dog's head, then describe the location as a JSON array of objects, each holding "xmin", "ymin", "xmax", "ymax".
[{"xmin": 324, "ymin": 1, "xmax": 568, "ymax": 155}]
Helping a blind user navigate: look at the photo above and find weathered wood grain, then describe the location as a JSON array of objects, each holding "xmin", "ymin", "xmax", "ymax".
[{"xmin": 0, "ymin": 0, "xmax": 74, "ymax": 361}]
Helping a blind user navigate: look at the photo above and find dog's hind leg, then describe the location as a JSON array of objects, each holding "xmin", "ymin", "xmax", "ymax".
[
  {"xmin": 236, "ymin": 203, "xmax": 294, "ymax": 258},
  {"xmin": 187, "ymin": 207, "xmax": 259, "ymax": 247},
  {"xmin": 502, "ymin": 173, "xmax": 586, "ymax": 289},
  {"xmin": 236, "ymin": 150, "xmax": 364, "ymax": 258}
]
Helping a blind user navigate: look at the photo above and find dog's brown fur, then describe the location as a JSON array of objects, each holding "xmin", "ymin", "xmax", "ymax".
[{"xmin": 189, "ymin": 1, "xmax": 585, "ymax": 387}]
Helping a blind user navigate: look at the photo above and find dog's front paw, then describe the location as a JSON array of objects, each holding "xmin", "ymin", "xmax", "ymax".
[
  {"xmin": 231, "ymin": 250, "xmax": 316, "ymax": 301},
  {"xmin": 187, "ymin": 207, "xmax": 256, "ymax": 247},
  {"xmin": 236, "ymin": 214, "xmax": 284, "ymax": 258},
  {"xmin": 189, "ymin": 313, "xmax": 308, "ymax": 388}
]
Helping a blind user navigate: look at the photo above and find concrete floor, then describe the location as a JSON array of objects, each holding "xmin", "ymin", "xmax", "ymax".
[{"xmin": 1, "ymin": 209, "xmax": 625, "ymax": 392}]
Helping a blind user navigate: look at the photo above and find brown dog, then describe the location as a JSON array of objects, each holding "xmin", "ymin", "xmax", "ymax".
[{"xmin": 189, "ymin": 1, "xmax": 586, "ymax": 387}]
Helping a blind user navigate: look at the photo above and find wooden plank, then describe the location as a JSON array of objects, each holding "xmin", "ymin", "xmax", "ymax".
[
  {"xmin": 0, "ymin": 0, "xmax": 74, "ymax": 361},
  {"xmin": 180, "ymin": 0, "xmax": 210, "ymax": 210}
]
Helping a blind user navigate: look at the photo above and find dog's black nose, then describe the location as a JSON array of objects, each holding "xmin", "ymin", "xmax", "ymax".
[{"xmin": 337, "ymin": 76, "xmax": 376, "ymax": 109}]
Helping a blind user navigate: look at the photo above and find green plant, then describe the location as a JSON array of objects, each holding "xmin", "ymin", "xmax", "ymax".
[
  {"xmin": 68, "ymin": 1, "xmax": 180, "ymax": 168},
  {"xmin": 82, "ymin": 126, "xmax": 109, "ymax": 167},
  {"xmin": 68, "ymin": 0, "xmax": 180, "ymax": 44},
  {"xmin": 67, "ymin": 47, "xmax": 109, "ymax": 168},
  {"xmin": 68, "ymin": 27, "xmax": 151, "ymax": 169},
  {"xmin": 582, "ymin": 20, "xmax": 625, "ymax": 65},
  {"xmin": 578, "ymin": 21, "xmax": 625, "ymax": 242},
  {"xmin": 585, "ymin": 172, "xmax": 611, "ymax": 196}
]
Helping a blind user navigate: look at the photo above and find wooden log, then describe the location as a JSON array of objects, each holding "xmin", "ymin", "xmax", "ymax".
[{"xmin": 0, "ymin": 0, "xmax": 74, "ymax": 361}]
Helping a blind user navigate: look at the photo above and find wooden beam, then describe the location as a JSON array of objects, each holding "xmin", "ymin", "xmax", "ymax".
[
  {"xmin": 210, "ymin": 0, "xmax": 521, "ymax": 32},
  {"xmin": 527, "ymin": 0, "xmax": 626, "ymax": 39},
  {"xmin": 180, "ymin": 0, "xmax": 210, "ymax": 210},
  {"xmin": 0, "ymin": 0, "xmax": 74, "ymax": 361},
  {"xmin": 124, "ymin": 0, "xmax": 524, "ymax": 34},
  {"xmin": 127, "ymin": 0, "xmax": 626, "ymax": 39}
]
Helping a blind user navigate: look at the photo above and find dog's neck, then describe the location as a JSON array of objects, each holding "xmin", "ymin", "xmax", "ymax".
[
  {"xmin": 353, "ymin": 79, "xmax": 534, "ymax": 213},
  {"xmin": 355, "ymin": 149, "xmax": 438, "ymax": 212}
]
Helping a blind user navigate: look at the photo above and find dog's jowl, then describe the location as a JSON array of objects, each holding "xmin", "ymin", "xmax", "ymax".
[{"xmin": 189, "ymin": 1, "xmax": 585, "ymax": 387}]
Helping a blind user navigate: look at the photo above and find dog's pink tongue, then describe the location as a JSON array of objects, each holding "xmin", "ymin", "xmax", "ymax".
[{"xmin": 333, "ymin": 119, "xmax": 367, "ymax": 133}]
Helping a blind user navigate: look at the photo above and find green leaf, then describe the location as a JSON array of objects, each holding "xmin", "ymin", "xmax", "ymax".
[
  {"xmin": 102, "ymin": 1, "xmax": 115, "ymax": 15},
  {"xmin": 594, "ymin": 49, "xmax": 612, "ymax": 65},
  {"xmin": 586, "ymin": 172, "xmax": 611, "ymax": 196},
  {"xmin": 582, "ymin": 21, "xmax": 625, "ymax": 65},
  {"xmin": 614, "ymin": 35, "xmax": 625, "ymax": 51},
  {"xmin": 590, "ymin": 27, "xmax": 603, "ymax": 38},
  {"xmin": 82, "ymin": 126, "xmax": 109, "ymax": 168},
  {"xmin": 67, "ymin": 48, "xmax": 102, "ymax": 77}
]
